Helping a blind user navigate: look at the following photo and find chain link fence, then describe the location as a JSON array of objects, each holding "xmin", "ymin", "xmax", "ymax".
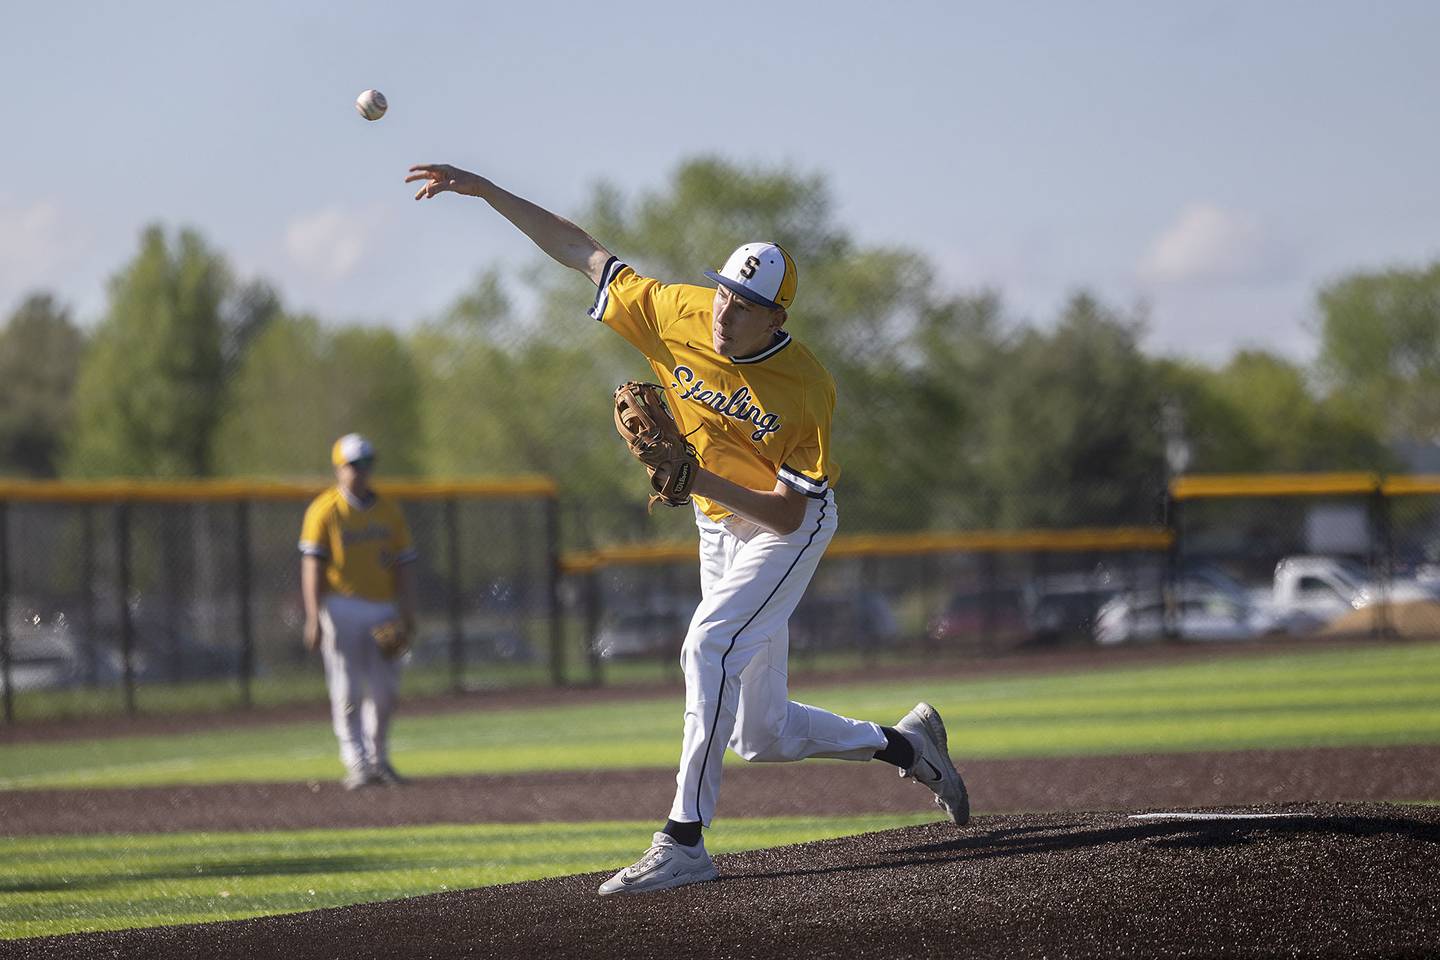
[
  {"xmin": 0, "ymin": 480, "xmax": 559, "ymax": 722},
  {"xmin": 1170, "ymin": 474, "xmax": 1440, "ymax": 644},
  {"xmin": 6, "ymin": 473, "xmax": 1440, "ymax": 723},
  {"xmin": 560, "ymin": 529, "xmax": 1173, "ymax": 685}
]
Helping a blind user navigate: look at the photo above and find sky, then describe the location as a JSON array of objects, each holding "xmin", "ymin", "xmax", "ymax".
[{"xmin": 3, "ymin": 1, "xmax": 1437, "ymax": 364}]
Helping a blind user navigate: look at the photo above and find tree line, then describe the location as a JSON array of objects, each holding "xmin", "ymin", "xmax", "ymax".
[{"xmin": 1, "ymin": 157, "xmax": 1432, "ymax": 546}]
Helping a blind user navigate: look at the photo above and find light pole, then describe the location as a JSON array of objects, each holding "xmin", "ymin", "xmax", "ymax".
[{"xmin": 1160, "ymin": 399, "xmax": 1191, "ymax": 640}]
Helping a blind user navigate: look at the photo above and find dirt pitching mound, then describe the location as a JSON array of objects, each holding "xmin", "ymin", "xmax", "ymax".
[{"xmin": 14, "ymin": 803, "xmax": 1439, "ymax": 960}]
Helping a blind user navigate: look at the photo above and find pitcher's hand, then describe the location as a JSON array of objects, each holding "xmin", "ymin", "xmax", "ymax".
[{"xmin": 406, "ymin": 163, "xmax": 485, "ymax": 200}]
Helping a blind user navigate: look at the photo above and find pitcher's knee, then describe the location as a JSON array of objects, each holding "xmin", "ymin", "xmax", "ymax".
[
  {"xmin": 731, "ymin": 721, "xmax": 787, "ymax": 762},
  {"xmin": 737, "ymin": 738, "xmax": 795, "ymax": 762},
  {"xmin": 679, "ymin": 622, "xmax": 732, "ymax": 673}
]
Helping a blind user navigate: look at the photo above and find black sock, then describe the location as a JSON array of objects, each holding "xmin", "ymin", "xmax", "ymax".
[
  {"xmin": 874, "ymin": 726, "xmax": 916, "ymax": 770},
  {"xmin": 663, "ymin": 819, "xmax": 703, "ymax": 847}
]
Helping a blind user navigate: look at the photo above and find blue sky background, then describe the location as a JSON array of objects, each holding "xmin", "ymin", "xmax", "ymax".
[{"xmin": 3, "ymin": 1, "xmax": 1436, "ymax": 362}]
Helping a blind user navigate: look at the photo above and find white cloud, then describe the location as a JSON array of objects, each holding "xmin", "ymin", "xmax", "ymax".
[
  {"xmin": 283, "ymin": 207, "xmax": 376, "ymax": 282},
  {"xmin": 1138, "ymin": 203, "xmax": 1277, "ymax": 286}
]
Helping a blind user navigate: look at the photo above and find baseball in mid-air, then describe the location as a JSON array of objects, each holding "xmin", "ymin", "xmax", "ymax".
[{"xmin": 355, "ymin": 89, "xmax": 387, "ymax": 121}]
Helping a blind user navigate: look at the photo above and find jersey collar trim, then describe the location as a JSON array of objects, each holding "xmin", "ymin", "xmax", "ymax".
[
  {"xmin": 339, "ymin": 486, "xmax": 377, "ymax": 511},
  {"xmin": 731, "ymin": 331, "xmax": 792, "ymax": 365}
]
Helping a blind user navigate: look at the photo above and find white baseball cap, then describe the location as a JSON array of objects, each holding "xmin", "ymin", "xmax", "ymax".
[
  {"xmin": 704, "ymin": 242, "xmax": 798, "ymax": 311},
  {"xmin": 331, "ymin": 433, "xmax": 376, "ymax": 467}
]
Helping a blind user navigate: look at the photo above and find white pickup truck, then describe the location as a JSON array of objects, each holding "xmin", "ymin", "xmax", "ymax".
[
  {"xmin": 1093, "ymin": 556, "xmax": 1438, "ymax": 645},
  {"xmin": 1268, "ymin": 555, "xmax": 1437, "ymax": 625}
]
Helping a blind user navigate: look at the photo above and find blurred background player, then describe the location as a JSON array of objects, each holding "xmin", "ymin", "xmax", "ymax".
[
  {"xmin": 299, "ymin": 433, "xmax": 419, "ymax": 789},
  {"xmin": 407, "ymin": 163, "xmax": 969, "ymax": 894}
]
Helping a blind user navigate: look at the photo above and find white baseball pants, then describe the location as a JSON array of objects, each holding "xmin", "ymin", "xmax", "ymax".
[
  {"xmin": 320, "ymin": 593, "xmax": 403, "ymax": 776},
  {"xmin": 669, "ymin": 492, "xmax": 887, "ymax": 827}
]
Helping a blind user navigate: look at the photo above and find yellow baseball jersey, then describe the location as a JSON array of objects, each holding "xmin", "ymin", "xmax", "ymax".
[
  {"xmin": 589, "ymin": 259, "xmax": 838, "ymax": 521},
  {"xmin": 298, "ymin": 488, "xmax": 418, "ymax": 602}
]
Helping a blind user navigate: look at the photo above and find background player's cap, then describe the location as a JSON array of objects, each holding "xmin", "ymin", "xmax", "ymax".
[
  {"xmin": 331, "ymin": 433, "xmax": 376, "ymax": 468},
  {"xmin": 704, "ymin": 242, "xmax": 798, "ymax": 311}
]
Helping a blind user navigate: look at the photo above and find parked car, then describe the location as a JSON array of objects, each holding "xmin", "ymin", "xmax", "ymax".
[
  {"xmin": 1093, "ymin": 587, "xmax": 1284, "ymax": 646},
  {"xmin": 791, "ymin": 590, "xmax": 899, "ymax": 652},
  {"xmin": 926, "ymin": 588, "xmax": 1029, "ymax": 650},
  {"xmin": 98, "ymin": 618, "xmax": 237, "ymax": 683},
  {"xmin": 408, "ymin": 619, "xmax": 534, "ymax": 665},
  {"xmin": 1023, "ymin": 573, "xmax": 1128, "ymax": 642},
  {"xmin": 3, "ymin": 603, "xmax": 124, "ymax": 690},
  {"xmin": 1269, "ymin": 555, "xmax": 1440, "ymax": 625},
  {"xmin": 927, "ymin": 570, "xmax": 1130, "ymax": 651},
  {"xmin": 5, "ymin": 624, "xmax": 88, "ymax": 691}
]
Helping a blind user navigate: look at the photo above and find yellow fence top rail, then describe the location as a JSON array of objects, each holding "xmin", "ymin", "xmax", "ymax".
[
  {"xmin": 0, "ymin": 477, "xmax": 558, "ymax": 503},
  {"xmin": 1381, "ymin": 475, "xmax": 1440, "ymax": 497},
  {"xmin": 1170, "ymin": 473, "xmax": 1381, "ymax": 500},
  {"xmin": 823, "ymin": 527, "xmax": 1173, "ymax": 557},
  {"xmin": 559, "ymin": 526, "xmax": 1172, "ymax": 573},
  {"xmin": 559, "ymin": 543, "xmax": 697, "ymax": 573}
]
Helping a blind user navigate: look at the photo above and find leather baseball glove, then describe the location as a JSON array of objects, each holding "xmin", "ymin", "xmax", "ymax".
[
  {"xmin": 613, "ymin": 381, "xmax": 699, "ymax": 509},
  {"xmin": 370, "ymin": 619, "xmax": 411, "ymax": 660}
]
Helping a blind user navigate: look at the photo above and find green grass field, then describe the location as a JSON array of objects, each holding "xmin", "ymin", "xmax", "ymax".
[
  {"xmin": 0, "ymin": 815, "xmax": 935, "ymax": 939},
  {"xmin": 9, "ymin": 647, "xmax": 894, "ymax": 722},
  {"xmin": 4, "ymin": 642, "xmax": 1440, "ymax": 791},
  {"xmin": 4, "ymin": 640, "xmax": 1439, "ymax": 940}
]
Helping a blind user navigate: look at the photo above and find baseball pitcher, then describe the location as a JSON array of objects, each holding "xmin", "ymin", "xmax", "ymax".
[
  {"xmin": 407, "ymin": 163, "xmax": 969, "ymax": 894},
  {"xmin": 299, "ymin": 434, "xmax": 418, "ymax": 790}
]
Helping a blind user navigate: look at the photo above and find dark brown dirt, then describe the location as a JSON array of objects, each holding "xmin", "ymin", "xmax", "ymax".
[
  {"xmin": 9, "ymin": 804, "xmax": 1438, "ymax": 959},
  {"xmin": 5, "ymin": 745, "xmax": 1440, "ymax": 836}
]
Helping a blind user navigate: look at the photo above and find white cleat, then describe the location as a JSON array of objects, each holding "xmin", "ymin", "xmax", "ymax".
[
  {"xmin": 895, "ymin": 701, "xmax": 970, "ymax": 825},
  {"xmin": 597, "ymin": 832, "xmax": 718, "ymax": 896},
  {"xmin": 341, "ymin": 767, "xmax": 376, "ymax": 791}
]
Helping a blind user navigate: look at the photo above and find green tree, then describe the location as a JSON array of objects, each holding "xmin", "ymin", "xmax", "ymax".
[
  {"xmin": 410, "ymin": 269, "xmax": 652, "ymax": 545},
  {"xmin": 1317, "ymin": 262, "xmax": 1440, "ymax": 442},
  {"xmin": 1212, "ymin": 351, "xmax": 1387, "ymax": 471},
  {"xmin": 214, "ymin": 314, "xmax": 423, "ymax": 477},
  {"xmin": 836, "ymin": 288, "xmax": 1011, "ymax": 531},
  {"xmin": 0, "ymin": 293, "xmax": 84, "ymax": 477},
  {"xmin": 974, "ymin": 293, "xmax": 1165, "ymax": 527},
  {"xmin": 1155, "ymin": 352, "xmax": 1389, "ymax": 475},
  {"xmin": 222, "ymin": 279, "xmax": 282, "ymax": 381},
  {"xmin": 67, "ymin": 226, "xmax": 232, "ymax": 477},
  {"xmin": 1151, "ymin": 358, "xmax": 1262, "ymax": 473}
]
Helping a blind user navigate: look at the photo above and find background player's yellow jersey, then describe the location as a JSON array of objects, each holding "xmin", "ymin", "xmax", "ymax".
[
  {"xmin": 590, "ymin": 259, "xmax": 838, "ymax": 521},
  {"xmin": 298, "ymin": 488, "xmax": 418, "ymax": 602}
]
